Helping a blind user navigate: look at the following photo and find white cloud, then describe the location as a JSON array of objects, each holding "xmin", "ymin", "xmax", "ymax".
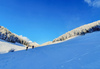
[
  {"xmin": 14, "ymin": 33, "xmax": 39, "ymax": 45},
  {"xmin": 84, "ymin": 0, "xmax": 100, "ymax": 7},
  {"xmin": 18, "ymin": 35, "xmax": 39, "ymax": 46},
  {"xmin": 19, "ymin": 35, "xmax": 32, "ymax": 43},
  {"xmin": 84, "ymin": 0, "xmax": 91, "ymax": 4}
]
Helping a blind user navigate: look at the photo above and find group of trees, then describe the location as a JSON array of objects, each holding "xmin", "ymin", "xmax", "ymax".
[
  {"xmin": 53, "ymin": 20, "xmax": 100, "ymax": 42},
  {"xmin": 1, "ymin": 20, "xmax": 100, "ymax": 46},
  {"xmin": 0, "ymin": 26, "xmax": 29, "ymax": 46}
]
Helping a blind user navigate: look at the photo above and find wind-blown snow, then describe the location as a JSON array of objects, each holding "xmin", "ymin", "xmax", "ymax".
[{"xmin": 0, "ymin": 31, "xmax": 100, "ymax": 69}]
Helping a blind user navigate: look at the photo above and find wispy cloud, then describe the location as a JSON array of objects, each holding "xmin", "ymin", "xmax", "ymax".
[
  {"xmin": 18, "ymin": 35, "xmax": 39, "ymax": 45},
  {"xmin": 84, "ymin": 0, "xmax": 100, "ymax": 7},
  {"xmin": 19, "ymin": 35, "xmax": 32, "ymax": 43}
]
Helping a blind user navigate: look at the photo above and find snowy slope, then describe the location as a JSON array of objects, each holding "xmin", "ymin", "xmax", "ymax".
[
  {"xmin": 0, "ymin": 31, "xmax": 100, "ymax": 69},
  {"xmin": 0, "ymin": 39, "xmax": 25, "ymax": 54}
]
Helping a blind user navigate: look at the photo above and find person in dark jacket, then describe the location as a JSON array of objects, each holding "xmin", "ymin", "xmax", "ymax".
[
  {"xmin": 32, "ymin": 45, "xmax": 34, "ymax": 49},
  {"xmin": 26, "ymin": 46, "xmax": 28, "ymax": 51}
]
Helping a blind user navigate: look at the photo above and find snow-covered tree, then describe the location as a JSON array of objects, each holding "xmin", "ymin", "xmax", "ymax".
[
  {"xmin": 0, "ymin": 26, "xmax": 31, "ymax": 46},
  {"xmin": 53, "ymin": 20, "xmax": 100, "ymax": 42}
]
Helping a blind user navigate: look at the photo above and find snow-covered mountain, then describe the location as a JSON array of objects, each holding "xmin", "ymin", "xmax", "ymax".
[
  {"xmin": 0, "ymin": 25, "xmax": 39, "ymax": 46},
  {"xmin": 53, "ymin": 20, "xmax": 100, "ymax": 43},
  {"xmin": 0, "ymin": 26, "xmax": 39, "ymax": 53},
  {"xmin": 38, "ymin": 20, "xmax": 100, "ymax": 46},
  {"xmin": 0, "ymin": 30, "xmax": 100, "ymax": 69},
  {"xmin": 1, "ymin": 20, "xmax": 100, "ymax": 69},
  {"xmin": 0, "ymin": 26, "xmax": 30, "ymax": 46}
]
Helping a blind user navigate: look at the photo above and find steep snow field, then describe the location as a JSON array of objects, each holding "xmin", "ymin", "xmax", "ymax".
[
  {"xmin": 0, "ymin": 31, "xmax": 100, "ymax": 69},
  {"xmin": 0, "ymin": 39, "xmax": 25, "ymax": 54}
]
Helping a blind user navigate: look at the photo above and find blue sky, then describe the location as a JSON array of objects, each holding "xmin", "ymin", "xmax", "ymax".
[{"xmin": 0, "ymin": 0, "xmax": 100, "ymax": 44}]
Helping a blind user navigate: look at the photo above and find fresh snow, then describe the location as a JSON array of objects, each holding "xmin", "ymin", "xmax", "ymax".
[
  {"xmin": 0, "ymin": 39, "xmax": 25, "ymax": 54},
  {"xmin": 0, "ymin": 31, "xmax": 100, "ymax": 69}
]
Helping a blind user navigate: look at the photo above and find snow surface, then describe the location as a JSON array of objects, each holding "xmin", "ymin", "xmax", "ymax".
[
  {"xmin": 0, "ymin": 31, "xmax": 100, "ymax": 69},
  {"xmin": 0, "ymin": 39, "xmax": 25, "ymax": 54}
]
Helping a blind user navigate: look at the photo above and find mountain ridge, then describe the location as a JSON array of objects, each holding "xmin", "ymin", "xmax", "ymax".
[
  {"xmin": 52, "ymin": 20, "xmax": 100, "ymax": 43},
  {"xmin": 0, "ymin": 26, "xmax": 39, "ymax": 47},
  {"xmin": 40, "ymin": 20, "xmax": 100, "ymax": 46}
]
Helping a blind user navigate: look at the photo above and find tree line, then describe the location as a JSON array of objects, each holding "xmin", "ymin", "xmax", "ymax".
[
  {"xmin": 0, "ymin": 26, "xmax": 29, "ymax": 46},
  {"xmin": 53, "ymin": 20, "xmax": 100, "ymax": 42}
]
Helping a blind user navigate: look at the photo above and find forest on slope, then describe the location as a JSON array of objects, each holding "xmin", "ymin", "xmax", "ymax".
[
  {"xmin": 53, "ymin": 20, "xmax": 100, "ymax": 42},
  {"xmin": 0, "ymin": 26, "xmax": 30, "ymax": 46}
]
